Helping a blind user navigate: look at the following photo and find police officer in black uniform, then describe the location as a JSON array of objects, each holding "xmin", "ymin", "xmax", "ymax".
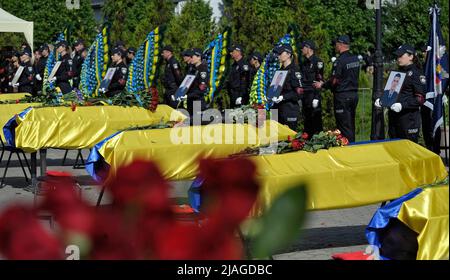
[
  {"xmin": 375, "ymin": 45, "xmax": 426, "ymax": 143},
  {"xmin": 314, "ymin": 35, "xmax": 360, "ymax": 142},
  {"xmin": 178, "ymin": 48, "xmax": 208, "ymax": 120},
  {"xmin": 181, "ymin": 49, "xmax": 194, "ymax": 76},
  {"xmin": 127, "ymin": 47, "xmax": 136, "ymax": 65},
  {"xmin": 161, "ymin": 45, "xmax": 183, "ymax": 108},
  {"xmin": 12, "ymin": 49, "xmax": 34, "ymax": 94},
  {"xmin": 72, "ymin": 39, "xmax": 85, "ymax": 89},
  {"xmin": 300, "ymin": 40, "xmax": 324, "ymax": 136},
  {"xmin": 272, "ymin": 44, "xmax": 303, "ymax": 131},
  {"xmin": 101, "ymin": 47, "xmax": 128, "ymax": 98},
  {"xmin": 49, "ymin": 41, "xmax": 75, "ymax": 94},
  {"xmin": 249, "ymin": 51, "xmax": 263, "ymax": 85},
  {"xmin": 34, "ymin": 44, "xmax": 49, "ymax": 95},
  {"xmin": 226, "ymin": 44, "xmax": 251, "ymax": 108}
]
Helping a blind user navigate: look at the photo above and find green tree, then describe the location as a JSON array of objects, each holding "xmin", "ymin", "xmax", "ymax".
[
  {"xmin": 103, "ymin": 0, "xmax": 175, "ymax": 48},
  {"xmin": 165, "ymin": 0, "xmax": 215, "ymax": 55},
  {"xmin": 0, "ymin": 0, "xmax": 96, "ymax": 48},
  {"xmin": 383, "ymin": 0, "xmax": 449, "ymax": 60}
]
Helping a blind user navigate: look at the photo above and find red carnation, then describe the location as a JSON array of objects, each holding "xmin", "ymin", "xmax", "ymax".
[
  {"xmin": 301, "ymin": 132, "xmax": 309, "ymax": 140},
  {"xmin": 15, "ymin": 99, "xmax": 20, "ymax": 104},
  {"xmin": 291, "ymin": 139, "xmax": 303, "ymax": 151},
  {"xmin": 71, "ymin": 102, "xmax": 77, "ymax": 112},
  {"xmin": 340, "ymin": 136, "xmax": 349, "ymax": 146}
]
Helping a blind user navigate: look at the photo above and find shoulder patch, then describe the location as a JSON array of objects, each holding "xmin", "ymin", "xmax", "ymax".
[
  {"xmin": 68, "ymin": 59, "xmax": 73, "ymax": 65},
  {"xmin": 200, "ymin": 72, "xmax": 207, "ymax": 79},
  {"xmin": 243, "ymin": 65, "xmax": 249, "ymax": 71},
  {"xmin": 173, "ymin": 63, "xmax": 179, "ymax": 69},
  {"xmin": 408, "ymin": 71, "xmax": 413, "ymax": 77},
  {"xmin": 317, "ymin": 62, "xmax": 323, "ymax": 69},
  {"xmin": 28, "ymin": 67, "xmax": 33, "ymax": 72},
  {"xmin": 420, "ymin": 75, "xmax": 426, "ymax": 85},
  {"xmin": 121, "ymin": 68, "xmax": 127, "ymax": 74},
  {"xmin": 295, "ymin": 72, "xmax": 302, "ymax": 79}
]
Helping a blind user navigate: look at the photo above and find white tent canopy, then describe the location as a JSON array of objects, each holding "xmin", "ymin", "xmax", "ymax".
[{"xmin": 0, "ymin": 8, "xmax": 33, "ymax": 50}]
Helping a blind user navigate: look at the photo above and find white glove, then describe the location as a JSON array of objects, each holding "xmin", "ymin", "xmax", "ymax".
[
  {"xmin": 98, "ymin": 87, "xmax": 106, "ymax": 93},
  {"xmin": 272, "ymin": 96, "xmax": 283, "ymax": 104},
  {"xmin": 13, "ymin": 83, "xmax": 20, "ymax": 88},
  {"xmin": 390, "ymin": 103, "xmax": 402, "ymax": 113},
  {"xmin": 235, "ymin": 97, "xmax": 242, "ymax": 105},
  {"xmin": 48, "ymin": 77, "xmax": 57, "ymax": 82},
  {"xmin": 374, "ymin": 98, "xmax": 382, "ymax": 108},
  {"xmin": 170, "ymin": 95, "xmax": 176, "ymax": 102},
  {"xmin": 443, "ymin": 95, "xmax": 448, "ymax": 106},
  {"xmin": 177, "ymin": 95, "xmax": 187, "ymax": 102},
  {"xmin": 36, "ymin": 74, "xmax": 42, "ymax": 81},
  {"xmin": 312, "ymin": 99, "xmax": 319, "ymax": 108}
]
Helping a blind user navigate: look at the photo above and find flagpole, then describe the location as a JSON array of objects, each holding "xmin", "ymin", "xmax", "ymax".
[{"xmin": 443, "ymin": 98, "xmax": 449, "ymax": 165}]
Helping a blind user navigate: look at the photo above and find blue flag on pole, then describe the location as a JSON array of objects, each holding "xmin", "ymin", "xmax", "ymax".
[{"xmin": 424, "ymin": 4, "xmax": 449, "ymax": 138}]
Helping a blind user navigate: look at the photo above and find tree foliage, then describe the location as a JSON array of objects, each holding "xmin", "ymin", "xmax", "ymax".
[{"xmin": 0, "ymin": 0, "xmax": 96, "ymax": 48}]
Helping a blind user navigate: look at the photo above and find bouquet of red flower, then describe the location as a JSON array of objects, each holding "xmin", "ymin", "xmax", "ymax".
[{"xmin": 0, "ymin": 158, "xmax": 306, "ymax": 260}]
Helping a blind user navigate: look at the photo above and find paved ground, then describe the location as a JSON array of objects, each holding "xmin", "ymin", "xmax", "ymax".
[{"xmin": 0, "ymin": 148, "xmax": 447, "ymax": 260}]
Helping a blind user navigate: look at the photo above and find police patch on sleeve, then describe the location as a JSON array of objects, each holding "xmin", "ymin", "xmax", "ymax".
[
  {"xmin": 200, "ymin": 72, "xmax": 207, "ymax": 79},
  {"xmin": 295, "ymin": 72, "xmax": 302, "ymax": 79},
  {"xmin": 173, "ymin": 63, "xmax": 178, "ymax": 69},
  {"xmin": 28, "ymin": 67, "xmax": 33, "ymax": 72},
  {"xmin": 121, "ymin": 68, "xmax": 127, "ymax": 74},
  {"xmin": 243, "ymin": 65, "xmax": 249, "ymax": 71},
  {"xmin": 408, "ymin": 71, "xmax": 413, "ymax": 76},
  {"xmin": 317, "ymin": 62, "xmax": 323, "ymax": 69},
  {"xmin": 420, "ymin": 75, "xmax": 426, "ymax": 85},
  {"xmin": 68, "ymin": 60, "xmax": 73, "ymax": 65}
]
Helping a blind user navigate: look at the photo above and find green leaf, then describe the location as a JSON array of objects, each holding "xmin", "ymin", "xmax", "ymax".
[{"xmin": 250, "ymin": 184, "xmax": 307, "ymax": 259}]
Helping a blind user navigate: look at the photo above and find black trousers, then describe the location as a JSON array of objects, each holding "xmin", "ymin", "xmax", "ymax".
[
  {"xmin": 164, "ymin": 85, "xmax": 179, "ymax": 109},
  {"xmin": 56, "ymin": 81, "xmax": 73, "ymax": 94},
  {"xmin": 334, "ymin": 92, "xmax": 358, "ymax": 142},
  {"xmin": 302, "ymin": 91, "xmax": 323, "ymax": 136},
  {"xmin": 276, "ymin": 101, "xmax": 300, "ymax": 131},
  {"xmin": 388, "ymin": 109, "xmax": 421, "ymax": 143}
]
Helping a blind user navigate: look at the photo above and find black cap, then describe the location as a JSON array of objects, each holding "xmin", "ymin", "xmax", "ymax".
[
  {"xmin": 181, "ymin": 49, "xmax": 193, "ymax": 57},
  {"xmin": 191, "ymin": 48, "xmax": 202, "ymax": 57},
  {"xmin": 301, "ymin": 40, "xmax": 316, "ymax": 50},
  {"xmin": 335, "ymin": 35, "xmax": 350, "ymax": 45},
  {"xmin": 115, "ymin": 40, "xmax": 125, "ymax": 48},
  {"xmin": 251, "ymin": 52, "xmax": 263, "ymax": 62},
  {"xmin": 273, "ymin": 44, "xmax": 293, "ymax": 55},
  {"xmin": 112, "ymin": 47, "xmax": 126, "ymax": 58},
  {"xmin": 127, "ymin": 47, "xmax": 136, "ymax": 54},
  {"xmin": 19, "ymin": 49, "xmax": 32, "ymax": 57},
  {"xmin": 162, "ymin": 45, "xmax": 174, "ymax": 52},
  {"xmin": 73, "ymin": 39, "xmax": 84, "ymax": 47},
  {"xmin": 228, "ymin": 43, "xmax": 244, "ymax": 53},
  {"xmin": 394, "ymin": 44, "xmax": 416, "ymax": 57},
  {"xmin": 39, "ymin": 44, "xmax": 49, "ymax": 52},
  {"xmin": 55, "ymin": 40, "xmax": 68, "ymax": 49}
]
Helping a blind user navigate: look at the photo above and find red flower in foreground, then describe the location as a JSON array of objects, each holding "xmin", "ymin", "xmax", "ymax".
[
  {"xmin": 291, "ymin": 139, "xmax": 304, "ymax": 151},
  {"xmin": 71, "ymin": 102, "xmax": 77, "ymax": 111},
  {"xmin": 199, "ymin": 158, "xmax": 259, "ymax": 230},
  {"xmin": 0, "ymin": 206, "xmax": 63, "ymax": 260},
  {"xmin": 301, "ymin": 132, "xmax": 309, "ymax": 140},
  {"xmin": 15, "ymin": 99, "xmax": 20, "ymax": 104},
  {"xmin": 340, "ymin": 136, "xmax": 349, "ymax": 146}
]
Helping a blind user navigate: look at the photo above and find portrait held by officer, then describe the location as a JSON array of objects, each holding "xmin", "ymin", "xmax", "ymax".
[
  {"xmin": 49, "ymin": 40, "xmax": 76, "ymax": 94},
  {"xmin": 226, "ymin": 44, "xmax": 251, "ymax": 108},
  {"xmin": 10, "ymin": 49, "xmax": 34, "ymax": 94},
  {"xmin": 314, "ymin": 35, "xmax": 361, "ymax": 143},
  {"xmin": 161, "ymin": 45, "xmax": 183, "ymax": 108},
  {"xmin": 300, "ymin": 40, "xmax": 324, "ymax": 136},
  {"xmin": 375, "ymin": 45, "xmax": 426, "ymax": 143},
  {"xmin": 271, "ymin": 44, "xmax": 303, "ymax": 131},
  {"xmin": 177, "ymin": 48, "xmax": 209, "ymax": 119},
  {"xmin": 99, "ymin": 47, "xmax": 128, "ymax": 97}
]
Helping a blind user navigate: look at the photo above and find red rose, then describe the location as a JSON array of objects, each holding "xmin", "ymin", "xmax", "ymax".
[
  {"xmin": 341, "ymin": 137, "xmax": 349, "ymax": 146},
  {"xmin": 71, "ymin": 102, "xmax": 77, "ymax": 112},
  {"xmin": 291, "ymin": 139, "xmax": 303, "ymax": 150},
  {"xmin": 301, "ymin": 132, "xmax": 309, "ymax": 140},
  {"xmin": 15, "ymin": 99, "xmax": 20, "ymax": 104}
]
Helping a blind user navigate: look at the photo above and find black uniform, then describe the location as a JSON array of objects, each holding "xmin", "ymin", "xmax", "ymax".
[
  {"xmin": 300, "ymin": 54, "xmax": 324, "ymax": 136},
  {"xmin": 105, "ymin": 61, "xmax": 128, "ymax": 98},
  {"xmin": 323, "ymin": 51, "xmax": 360, "ymax": 142},
  {"xmin": 34, "ymin": 55, "xmax": 47, "ymax": 95},
  {"xmin": 227, "ymin": 58, "xmax": 251, "ymax": 108},
  {"xmin": 17, "ymin": 61, "xmax": 34, "ymax": 94},
  {"xmin": 162, "ymin": 56, "xmax": 183, "ymax": 108},
  {"xmin": 72, "ymin": 51, "xmax": 84, "ymax": 88},
  {"xmin": 273, "ymin": 62, "xmax": 302, "ymax": 131},
  {"xmin": 186, "ymin": 62, "xmax": 209, "ymax": 119},
  {"xmin": 55, "ymin": 53, "xmax": 75, "ymax": 94},
  {"xmin": 388, "ymin": 64, "xmax": 426, "ymax": 143}
]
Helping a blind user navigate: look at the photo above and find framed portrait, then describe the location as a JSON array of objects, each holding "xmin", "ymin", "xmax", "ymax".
[
  {"xmin": 381, "ymin": 71, "xmax": 406, "ymax": 108},
  {"xmin": 47, "ymin": 61, "xmax": 62, "ymax": 81},
  {"xmin": 99, "ymin": 67, "xmax": 117, "ymax": 90},
  {"xmin": 267, "ymin": 70, "xmax": 288, "ymax": 101},
  {"xmin": 175, "ymin": 74, "xmax": 196, "ymax": 99},
  {"xmin": 11, "ymin": 66, "xmax": 24, "ymax": 86}
]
